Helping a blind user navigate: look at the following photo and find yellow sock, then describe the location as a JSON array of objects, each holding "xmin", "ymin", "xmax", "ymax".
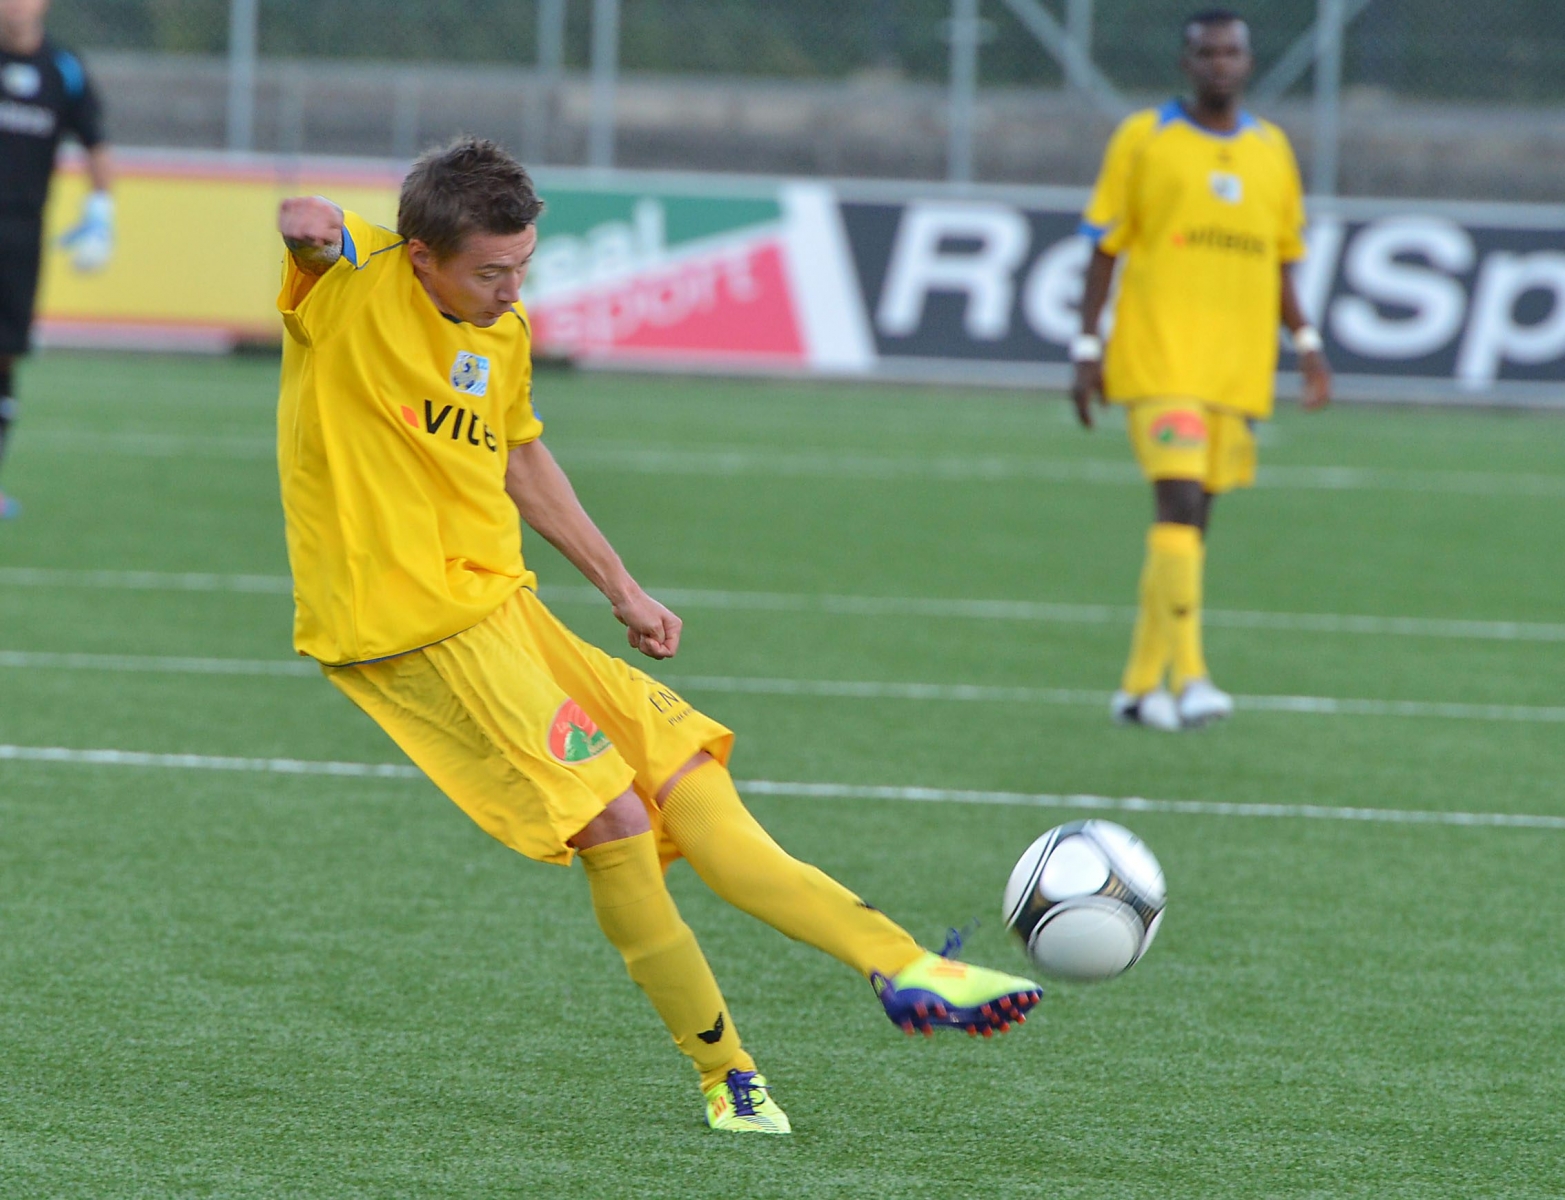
[
  {"xmin": 1167, "ymin": 526, "xmax": 1207, "ymax": 692},
  {"xmin": 660, "ymin": 761, "xmax": 924, "ymax": 979},
  {"xmin": 1121, "ymin": 532, "xmax": 1171, "ymax": 694},
  {"xmin": 579, "ymin": 832, "xmax": 754, "ymax": 1091},
  {"xmin": 1122, "ymin": 522, "xmax": 1205, "ymax": 694}
]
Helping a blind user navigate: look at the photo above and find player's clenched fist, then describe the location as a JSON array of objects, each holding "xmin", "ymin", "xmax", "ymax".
[
  {"xmin": 278, "ymin": 196, "xmax": 345, "ymax": 273},
  {"xmin": 614, "ymin": 589, "xmax": 683, "ymax": 660}
]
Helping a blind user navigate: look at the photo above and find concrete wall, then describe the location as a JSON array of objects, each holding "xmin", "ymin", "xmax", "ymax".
[{"xmin": 90, "ymin": 52, "xmax": 1565, "ymax": 201}]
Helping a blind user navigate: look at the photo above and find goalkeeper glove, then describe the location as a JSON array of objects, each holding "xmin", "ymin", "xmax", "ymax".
[{"xmin": 59, "ymin": 191, "xmax": 115, "ymax": 272}]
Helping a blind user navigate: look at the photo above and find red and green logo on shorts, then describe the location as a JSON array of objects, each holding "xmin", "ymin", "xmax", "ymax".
[
  {"xmin": 1148, "ymin": 410, "xmax": 1208, "ymax": 448},
  {"xmin": 548, "ymin": 699, "xmax": 613, "ymax": 764}
]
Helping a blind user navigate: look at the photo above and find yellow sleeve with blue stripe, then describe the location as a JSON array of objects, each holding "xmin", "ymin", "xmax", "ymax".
[
  {"xmin": 1271, "ymin": 125, "xmax": 1307, "ymax": 263},
  {"xmin": 1081, "ymin": 111, "xmax": 1158, "ymax": 256},
  {"xmin": 277, "ymin": 211, "xmax": 404, "ymax": 347},
  {"xmin": 504, "ymin": 305, "xmax": 543, "ymax": 449}
]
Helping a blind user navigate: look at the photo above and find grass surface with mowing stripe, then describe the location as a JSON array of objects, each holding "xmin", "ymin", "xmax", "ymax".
[{"xmin": 1, "ymin": 351, "xmax": 1563, "ymax": 1198}]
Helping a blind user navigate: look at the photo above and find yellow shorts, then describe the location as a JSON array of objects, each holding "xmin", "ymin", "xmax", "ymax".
[
  {"xmin": 324, "ymin": 587, "xmax": 734, "ymax": 867},
  {"xmin": 1124, "ymin": 399, "xmax": 1258, "ymax": 495}
]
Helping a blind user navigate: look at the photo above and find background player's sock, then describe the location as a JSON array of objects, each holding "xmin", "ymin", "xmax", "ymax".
[
  {"xmin": 1121, "ymin": 526, "xmax": 1175, "ymax": 694},
  {"xmin": 0, "ymin": 359, "xmax": 16, "ymax": 478},
  {"xmin": 579, "ymin": 831, "xmax": 754, "ymax": 1091},
  {"xmin": 1153, "ymin": 522, "xmax": 1207, "ymax": 692},
  {"xmin": 660, "ymin": 760, "xmax": 924, "ymax": 979}
]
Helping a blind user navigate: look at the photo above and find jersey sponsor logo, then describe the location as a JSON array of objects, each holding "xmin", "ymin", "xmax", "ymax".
[
  {"xmin": 450, "ymin": 351, "xmax": 490, "ymax": 396},
  {"xmin": 1172, "ymin": 225, "xmax": 1266, "ymax": 257},
  {"xmin": 1, "ymin": 62, "xmax": 41, "ymax": 99},
  {"xmin": 0, "ymin": 99, "xmax": 55, "ymax": 137},
  {"xmin": 1148, "ymin": 410, "xmax": 1208, "ymax": 447},
  {"xmin": 547, "ymin": 699, "xmax": 613, "ymax": 764},
  {"xmin": 1209, "ymin": 171, "xmax": 1244, "ymax": 204},
  {"xmin": 405, "ymin": 398, "xmax": 499, "ymax": 452},
  {"xmin": 647, "ymin": 684, "xmax": 691, "ymax": 724}
]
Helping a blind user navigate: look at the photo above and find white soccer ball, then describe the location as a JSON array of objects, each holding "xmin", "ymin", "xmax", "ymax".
[{"xmin": 1001, "ymin": 820, "xmax": 1166, "ymax": 982}]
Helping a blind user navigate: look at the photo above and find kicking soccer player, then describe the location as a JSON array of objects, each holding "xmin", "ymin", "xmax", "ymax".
[
  {"xmin": 275, "ymin": 137, "xmax": 1041, "ymax": 1134},
  {"xmin": 0, "ymin": 0, "xmax": 114, "ymax": 518},
  {"xmin": 1071, "ymin": 8, "xmax": 1332, "ymax": 732}
]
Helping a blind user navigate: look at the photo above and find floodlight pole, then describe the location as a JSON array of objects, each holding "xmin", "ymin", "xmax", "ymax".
[
  {"xmin": 1312, "ymin": 0, "xmax": 1345, "ymax": 198},
  {"xmin": 947, "ymin": 0, "xmax": 980, "ymax": 184},
  {"xmin": 225, "ymin": 0, "xmax": 259, "ymax": 152},
  {"xmin": 588, "ymin": 0, "xmax": 620, "ymax": 169},
  {"xmin": 526, "ymin": 0, "xmax": 567, "ymax": 166},
  {"xmin": 1065, "ymin": 0, "xmax": 1094, "ymax": 99}
]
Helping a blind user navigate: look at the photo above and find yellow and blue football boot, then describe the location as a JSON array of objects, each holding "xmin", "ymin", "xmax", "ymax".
[
  {"xmin": 704, "ymin": 1069, "xmax": 791, "ymax": 1134},
  {"xmin": 873, "ymin": 930, "xmax": 1042, "ymax": 1038}
]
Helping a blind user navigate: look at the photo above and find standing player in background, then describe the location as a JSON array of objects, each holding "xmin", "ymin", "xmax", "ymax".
[
  {"xmin": 0, "ymin": 0, "xmax": 114, "ymax": 519},
  {"xmin": 276, "ymin": 137, "xmax": 1041, "ymax": 1135},
  {"xmin": 1071, "ymin": 9, "xmax": 1331, "ymax": 732}
]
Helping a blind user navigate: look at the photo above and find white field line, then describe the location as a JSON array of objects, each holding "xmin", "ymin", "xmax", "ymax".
[
  {"xmin": 0, "ymin": 744, "xmax": 420, "ymax": 779},
  {"xmin": 24, "ymin": 430, "xmax": 1565, "ymax": 497},
  {"xmin": 2, "ymin": 568, "xmax": 1562, "ymax": 645},
  {"xmin": 0, "ymin": 567, "xmax": 293, "ymax": 594},
  {"xmin": 665, "ymin": 675, "xmax": 1565, "ymax": 725},
  {"xmin": 0, "ymin": 650, "xmax": 316, "ymax": 676},
  {"xmin": 551, "ymin": 445, "xmax": 1565, "ymax": 499},
  {"xmin": 2, "ymin": 742, "xmax": 1561, "ymax": 831},
  {"xmin": 1, "ymin": 651, "xmax": 1561, "ymax": 724}
]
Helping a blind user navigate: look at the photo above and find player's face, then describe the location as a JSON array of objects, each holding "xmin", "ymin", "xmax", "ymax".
[
  {"xmin": 0, "ymin": 0, "xmax": 51, "ymax": 44},
  {"xmin": 1182, "ymin": 20, "xmax": 1252, "ymax": 106},
  {"xmin": 410, "ymin": 226, "xmax": 538, "ymax": 328}
]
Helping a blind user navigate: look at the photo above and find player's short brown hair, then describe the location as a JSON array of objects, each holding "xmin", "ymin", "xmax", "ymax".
[{"xmin": 397, "ymin": 136, "xmax": 543, "ymax": 260}]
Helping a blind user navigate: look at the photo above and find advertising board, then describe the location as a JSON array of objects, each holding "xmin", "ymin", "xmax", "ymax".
[{"xmin": 35, "ymin": 152, "xmax": 1565, "ymax": 406}]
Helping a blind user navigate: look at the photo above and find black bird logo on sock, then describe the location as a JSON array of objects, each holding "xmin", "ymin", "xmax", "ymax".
[{"xmin": 697, "ymin": 1013, "xmax": 725, "ymax": 1044}]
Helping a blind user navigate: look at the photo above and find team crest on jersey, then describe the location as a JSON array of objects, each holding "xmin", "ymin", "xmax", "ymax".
[
  {"xmin": 548, "ymin": 699, "xmax": 613, "ymax": 765},
  {"xmin": 1149, "ymin": 411, "xmax": 1208, "ymax": 448},
  {"xmin": 1209, "ymin": 171, "xmax": 1243, "ymax": 204},
  {"xmin": 450, "ymin": 351, "xmax": 490, "ymax": 397},
  {"xmin": 1, "ymin": 63, "xmax": 41, "ymax": 99}
]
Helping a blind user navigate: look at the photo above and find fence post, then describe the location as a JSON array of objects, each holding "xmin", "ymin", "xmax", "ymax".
[
  {"xmin": 1065, "ymin": 0, "xmax": 1094, "ymax": 99},
  {"xmin": 1311, "ymin": 0, "xmax": 1344, "ymax": 197},
  {"xmin": 947, "ymin": 0, "xmax": 980, "ymax": 184},
  {"xmin": 525, "ymin": 0, "xmax": 567, "ymax": 166},
  {"xmin": 588, "ymin": 0, "xmax": 619, "ymax": 169},
  {"xmin": 225, "ymin": 0, "xmax": 259, "ymax": 152}
]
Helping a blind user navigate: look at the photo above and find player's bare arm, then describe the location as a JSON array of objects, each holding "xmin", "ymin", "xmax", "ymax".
[
  {"xmin": 1280, "ymin": 265, "xmax": 1332, "ymax": 411},
  {"xmin": 84, "ymin": 144, "xmax": 111, "ymax": 193},
  {"xmin": 1070, "ymin": 248, "xmax": 1118, "ymax": 429},
  {"xmin": 504, "ymin": 439, "xmax": 682, "ymax": 660},
  {"xmin": 277, "ymin": 195, "xmax": 345, "ymax": 276}
]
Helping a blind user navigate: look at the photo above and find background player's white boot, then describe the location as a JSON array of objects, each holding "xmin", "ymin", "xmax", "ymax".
[
  {"xmin": 1111, "ymin": 688, "xmax": 1181, "ymax": 732},
  {"xmin": 1177, "ymin": 679, "xmax": 1234, "ymax": 727}
]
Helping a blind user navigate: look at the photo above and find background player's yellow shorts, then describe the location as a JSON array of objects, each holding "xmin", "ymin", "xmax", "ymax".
[
  {"xmin": 1124, "ymin": 399, "xmax": 1258, "ymax": 495},
  {"xmin": 324, "ymin": 587, "xmax": 734, "ymax": 867}
]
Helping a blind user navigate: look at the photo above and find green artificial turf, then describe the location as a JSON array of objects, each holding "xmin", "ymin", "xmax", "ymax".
[{"xmin": 2, "ymin": 352, "xmax": 1563, "ymax": 1198}]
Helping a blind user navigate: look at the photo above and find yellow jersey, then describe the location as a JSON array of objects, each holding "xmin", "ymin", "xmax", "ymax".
[
  {"xmin": 1082, "ymin": 100, "xmax": 1306, "ymax": 418},
  {"xmin": 276, "ymin": 211, "xmax": 543, "ymax": 666}
]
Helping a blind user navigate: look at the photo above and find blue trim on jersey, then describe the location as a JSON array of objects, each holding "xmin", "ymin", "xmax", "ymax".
[
  {"xmin": 1156, "ymin": 97, "xmax": 1257, "ymax": 138},
  {"xmin": 53, "ymin": 51, "xmax": 86, "ymax": 99},
  {"xmin": 340, "ymin": 225, "xmax": 358, "ymax": 267},
  {"xmin": 1079, "ymin": 220, "xmax": 1110, "ymax": 245}
]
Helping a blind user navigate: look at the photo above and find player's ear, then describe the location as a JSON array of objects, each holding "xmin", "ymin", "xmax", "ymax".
[{"xmin": 406, "ymin": 239, "xmax": 434, "ymax": 274}]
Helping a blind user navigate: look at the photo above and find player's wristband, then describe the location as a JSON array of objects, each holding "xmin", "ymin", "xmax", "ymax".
[
  {"xmin": 1070, "ymin": 334, "xmax": 1103, "ymax": 363},
  {"xmin": 1292, "ymin": 325, "xmax": 1324, "ymax": 355}
]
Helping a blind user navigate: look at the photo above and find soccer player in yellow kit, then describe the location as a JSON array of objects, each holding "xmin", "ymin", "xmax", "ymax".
[
  {"xmin": 275, "ymin": 137, "xmax": 1041, "ymax": 1134},
  {"xmin": 1071, "ymin": 9, "xmax": 1332, "ymax": 732}
]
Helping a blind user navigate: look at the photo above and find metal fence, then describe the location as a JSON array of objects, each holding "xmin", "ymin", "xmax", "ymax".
[{"xmin": 46, "ymin": 1, "xmax": 1565, "ymax": 199}]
